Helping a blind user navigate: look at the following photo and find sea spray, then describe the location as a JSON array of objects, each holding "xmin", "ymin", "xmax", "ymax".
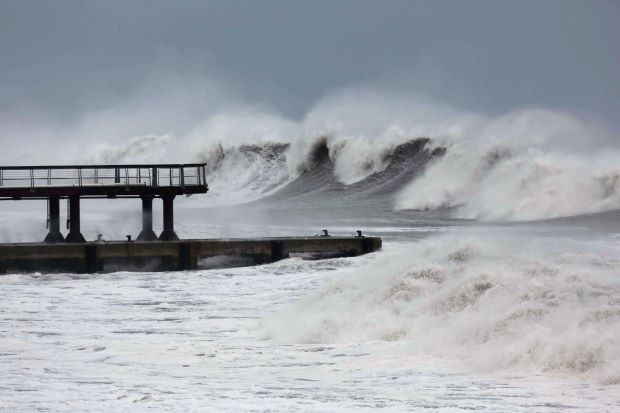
[
  {"xmin": 262, "ymin": 232, "xmax": 620, "ymax": 384},
  {"xmin": 395, "ymin": 112, "xmax": 620, "ymax": 220},
  {"xmin": 197, "ymin": 143, "xmax": 290, "ymax": 206},
  {"xmin": 4, "ymin": 88, "xmax": 619, "ymax": 221},
  {"xmin": 102, "ymin": 102, "xmax": 620, "ymax": 221}
]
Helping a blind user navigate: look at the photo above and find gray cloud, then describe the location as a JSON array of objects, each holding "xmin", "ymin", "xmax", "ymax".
[{"xmin": 0, "ymin": 0, "xmax": 618, "ymax": 123}]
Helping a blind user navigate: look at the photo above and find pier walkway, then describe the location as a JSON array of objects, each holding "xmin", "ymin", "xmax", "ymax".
[{"xmin": 0, "ymin": 164, "xmax": 208, "ymax": 242}]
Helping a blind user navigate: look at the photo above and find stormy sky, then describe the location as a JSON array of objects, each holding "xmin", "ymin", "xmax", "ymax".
[{"xmin": 1, "ymin": 0, "xmax": 619, "ymax": 124}]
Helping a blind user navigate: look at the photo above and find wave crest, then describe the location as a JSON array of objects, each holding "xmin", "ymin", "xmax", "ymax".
[{"xmin": 195, "ymin": 142, "xmax": 290, "ymax": 206}]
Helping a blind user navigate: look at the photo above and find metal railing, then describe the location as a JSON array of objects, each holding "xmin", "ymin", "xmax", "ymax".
[{"xmin": 0, "ymin": 164, "xmax": 207, "ymax": 189}]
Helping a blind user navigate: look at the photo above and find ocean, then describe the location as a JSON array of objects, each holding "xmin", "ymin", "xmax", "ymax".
[{"xmin": 1, "ymin": 121, "xmax": 620, "ymax": 411}]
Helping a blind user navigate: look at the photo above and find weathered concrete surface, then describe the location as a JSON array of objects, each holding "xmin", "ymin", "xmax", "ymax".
[{"xmin": 0, "ymin": 236, "xmax": 382, "ymax": 274}]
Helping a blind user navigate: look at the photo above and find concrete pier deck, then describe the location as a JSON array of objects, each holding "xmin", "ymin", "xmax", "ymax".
[{"xmin": 0, "ymin": 236, "xmax": 382, "ymax": 274}]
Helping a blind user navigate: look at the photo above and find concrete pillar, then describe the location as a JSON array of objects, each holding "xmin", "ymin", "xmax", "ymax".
[
  {"xmin": 44, "ymin": 196, "xmax": 64, "ymax": 243},
  {"xmin": 65, "ymin": 196, "xmax": 86, "ymax": 243},
  {"xmin": 137, "ymin": 196, "xmax": 157, "ymax": 241},
  {"xmin": 158, "ymin": 195, "xmax": 179, "ymax": 241}
]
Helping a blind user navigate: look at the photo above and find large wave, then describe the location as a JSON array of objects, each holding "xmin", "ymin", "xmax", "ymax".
[
  {"xmin": 132, "ymin": 107, "xmax": 620, "ymax": 220},
  {"xmin": 262, "ymin": 232, "xmax": 620, "ymax": 384},
  {"xmin": 185, "ymin": 107, "xmax": 620, "ymax": 221},
  {"xmin": 395, "ymin": 110, "xmax": 620, "ymax": 220},
  {"xmin": 195, "ymin": 142, "xmax": 290, "ymax": 206},
  {"xmin": 10, "ymin": 89, "xmax": 618, "ymax": 221}
]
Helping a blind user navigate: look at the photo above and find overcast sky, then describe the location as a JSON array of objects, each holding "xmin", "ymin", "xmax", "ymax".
[{"xmin": 1, "ymin": 0, "xmax": 618, "ymax": 124}]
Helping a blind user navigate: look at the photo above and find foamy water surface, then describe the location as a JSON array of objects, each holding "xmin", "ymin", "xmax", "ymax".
[{"xmin": 1, "ymin": 222, "xmax": 619, "ymax": 412}]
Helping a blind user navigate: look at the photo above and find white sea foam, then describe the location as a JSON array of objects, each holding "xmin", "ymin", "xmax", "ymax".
[
  {"xmin": 4, "ymin": 232, "xmax": 618, "ymax": 412},
  {"xmin": 195, "ymin": 142, "xmax": 291, "ymax": 206},
  {"xmin": 263, "ymin": 232, "xmax": 620, "ymax": 384},
  {"xmin": 395, "ymin": 110, "xmax": 620, "ymax": 220},
  {"xmin": 85, "ymin": 94, "xmax": 620, "ymax": 221}
]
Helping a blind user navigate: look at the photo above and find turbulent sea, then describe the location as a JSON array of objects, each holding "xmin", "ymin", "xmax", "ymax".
[{"xmin": 2, "ymin": 119, "xmax": 620, "ymax": 411}]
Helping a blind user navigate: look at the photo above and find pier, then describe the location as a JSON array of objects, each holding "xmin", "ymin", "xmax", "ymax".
[
  {"xmin": 0, "ymin": 236, "xmax": 382, "ymax": 274},
  {"xmin": 0, "ymin": 163, "xmax": 382, "ymax": 273},
  {"xmin": 0, "ymin": 164, "xmax": 208, "ymax": 242}
]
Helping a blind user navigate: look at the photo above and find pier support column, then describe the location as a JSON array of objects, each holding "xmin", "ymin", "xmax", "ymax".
[
  {"xmin": 44, "ymin": 196, "xmax": 64, "ymax": 243},
  {"xmin": 159, "ymin": 195, "xmax": 179, "ymax": 241},
  {"xmin": 137, "ymin": 196, "xmax": 157, "ymax": 241},
  {"xmin": 65, "ymin": 196, "xmax": 86, "ymax": 243}
]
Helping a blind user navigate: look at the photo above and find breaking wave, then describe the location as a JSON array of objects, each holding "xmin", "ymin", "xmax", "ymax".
[
  {"xmin": 195, "ymin": 142, "xmax": 290, "ymax": 206},
  {"xmin": 186, "ymin": 108, "xmax": 620, "ymax": 221},
  {"xmin": 263, "ymin": 233, "xmax": 620, "ymax": 384},
  {"xmin": 67, "ymin": 92, "xmax": 620, "ymax": 220},
  {"xmin": 395, "ymin": 110, "xmax": 620, "ymax": 221}
]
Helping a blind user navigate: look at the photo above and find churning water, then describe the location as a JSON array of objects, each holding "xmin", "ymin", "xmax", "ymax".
[{"xmin": 1, "ymin": 105, "xmax": 620, "ymax": 411}]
